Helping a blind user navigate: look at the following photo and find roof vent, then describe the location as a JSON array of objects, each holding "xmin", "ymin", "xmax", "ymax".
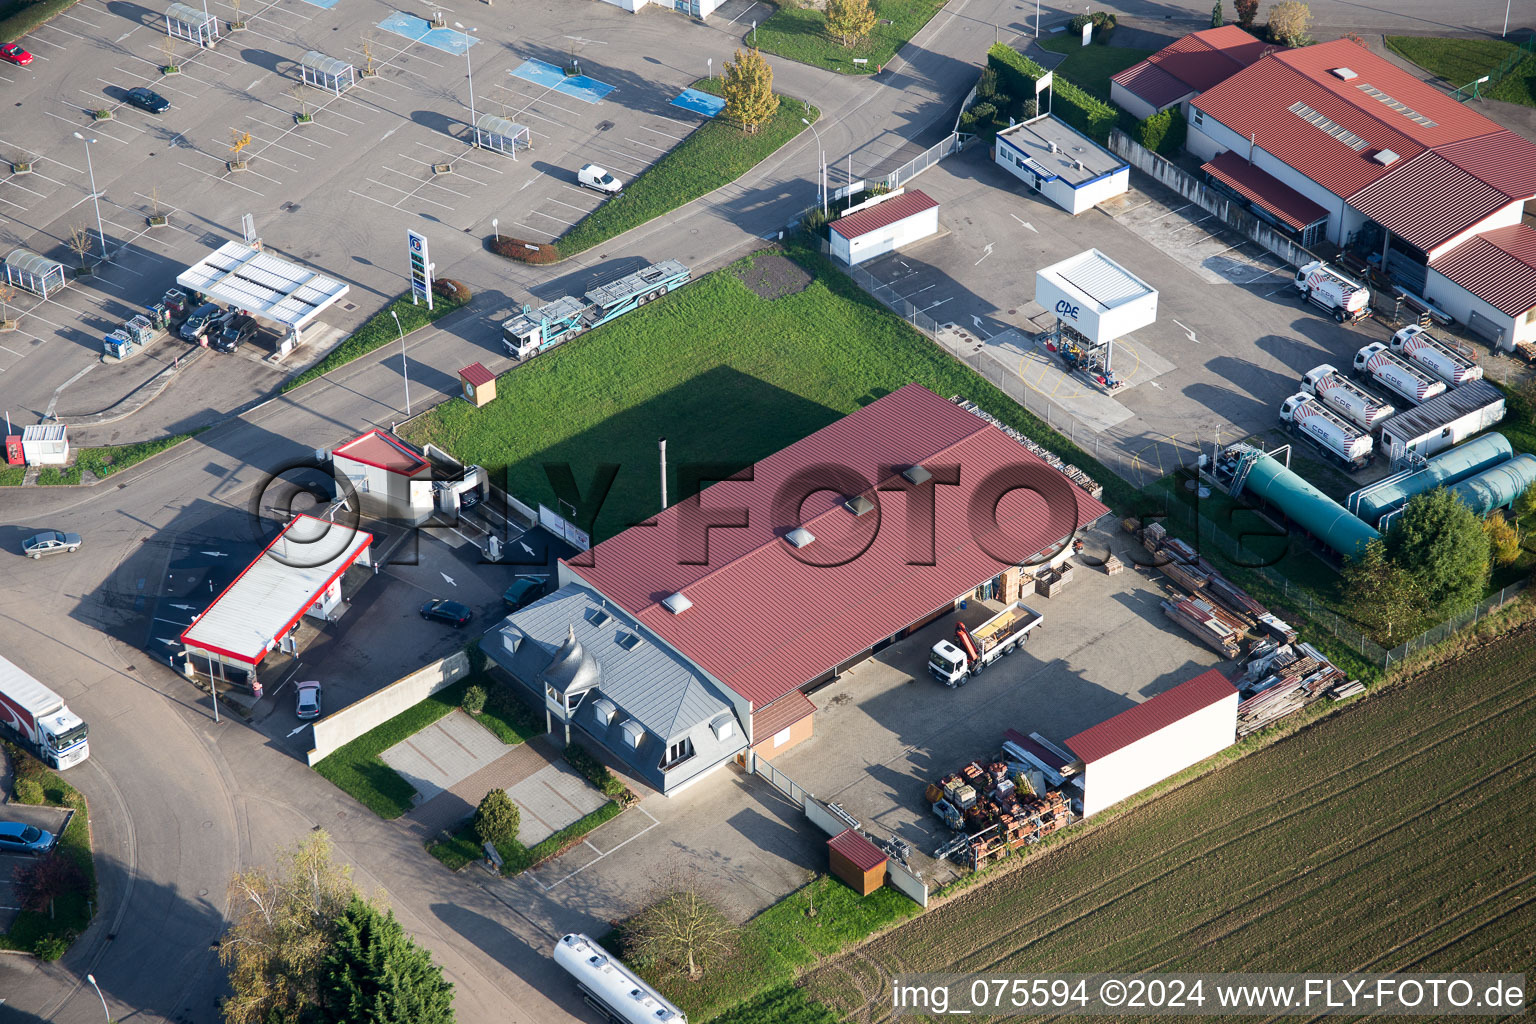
[
  {"xmin": 1073, "ymin": 159, "xmax": 1084, "ymax": 171},
  {"xmin": 661, "ymin": 592, "xmax": 692, "ymax": 615},
  {"xmin": 901, "ymin": 463, "xmax": 932, "ymax": 486},
  {"xmin": 1330, "ymin": 67, "xmax": 1358, "ymax": 80},
  {"xmin": 1048, "ymin": 141, "xmax": 1059, "ymax": 154},
  {"xmin": 844, "ymin": 494, "xmax": 876, "ymax": 516},
  {"xmin": 785, "ymin": 526, "xmax": 816, "ymax": 548},
  {"xmin": 1372, "ymin": 148, "xmax": 1400, "ymax": 166}
]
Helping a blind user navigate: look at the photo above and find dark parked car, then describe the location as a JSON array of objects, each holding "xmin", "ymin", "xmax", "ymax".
[
  {"xmin": 125, "ymin": 86, "xmax": 171, "ymax": 113},
  {"xmin": 295, "ymin": 680, "xmax": 322, "ymax": 720},
  {"xmin": 420, "ymin": 599, "xmax": 473, "ymax": 628},
  {"xmin": 22, "ymin": 530, "xmax": 82, "ymax": 558},
  {"xmin": 502, "ymin": 578, "xmax": 546, "ymax": 611},
  {"xmin": 179, "ymin": 303, "xmax": 224, "ymax": 341},
  {"xmin": 0, "ymin": 822, "xmax": 54, "ymax": 854},
  {"xmin": 214, "ymin": 313, "xmax": 257, "ymax": 352}
]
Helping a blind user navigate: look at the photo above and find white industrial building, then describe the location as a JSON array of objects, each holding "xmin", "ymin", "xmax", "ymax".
[
  {"xmin": 329, "ymin": 429, "xmax": 487, "ymax": 524},
  {"xmin": 995, "ymin": 115, "xmax": 1129, "ymax": 215},
  {"xmin": 828, "ymin": 189, "xmax": 940, "ymax": 267},
  {"xmin": 20, "ymin": 424, "xmax": 69, "ymax": 466},
  {"xmin": 595, "ymin": 0, "xmax": 723, "ymax": 16},
  {"xmin": 1066, "ymin": 667, "xmax": 1238, "ymax": 818},
  {"xmin": 1375, "ymin": 378, "xmax": 1507, "ymax": 466}
]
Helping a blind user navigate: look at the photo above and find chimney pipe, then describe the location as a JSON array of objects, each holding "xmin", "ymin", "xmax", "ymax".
[{"xmin": 659, "ymin": 437, "xmax": 667, "ymax": 511}]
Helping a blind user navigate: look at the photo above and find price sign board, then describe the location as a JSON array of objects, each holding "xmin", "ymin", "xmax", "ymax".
[{"xmin": 408, "ymin": 229, "xmax": 433, "ymax": 310}]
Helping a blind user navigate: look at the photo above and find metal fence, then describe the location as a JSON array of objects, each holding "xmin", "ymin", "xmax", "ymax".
[
  {"xmin": 882, "ymin": 132, "xmax": 966, "ymax": 191},
  {"xmin": 751, "ymin": 754, "xmax": 810, "ymax": 806},
  {"xmin": 1381, "ymin": 580, "xmax": 1529, "ymax": 667},
  {"xmin": 1451, "ymin": 34, "xmax": 1536, "ymax": 101}
]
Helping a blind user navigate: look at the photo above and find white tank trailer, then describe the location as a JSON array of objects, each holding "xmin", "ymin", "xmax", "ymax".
[
  {"xmin": 1294, "ymin": 260, "xmax": 1372, "ymax": 323},
  {"xmin": 1353, "ymin": 342, "xmax": 1448, "ymax": 406},
  {"xmin": 1279, "ymin": 393, "xmax": 1374, "ymax": 470},
  {"xmin": 552, "ymin": 934, "xmax": 687, "ymax": 1024},
  {"xmin": 1389, "ymin": 325, "xmax": 1482, "ymax": 386},
  {"xmin": 1299, "ymin": 364, "xmax": 1395, "ymax": 431}
]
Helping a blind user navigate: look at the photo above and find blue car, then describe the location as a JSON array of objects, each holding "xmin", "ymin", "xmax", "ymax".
[{"xmin": 0, "ymin": 821, "xmax": 55, "ymax": 854}]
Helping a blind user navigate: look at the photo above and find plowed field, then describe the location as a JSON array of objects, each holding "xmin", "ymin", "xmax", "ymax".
[{"xmin": 805, "ymin": 624, "xmax": 1536, "ymax": 1022}]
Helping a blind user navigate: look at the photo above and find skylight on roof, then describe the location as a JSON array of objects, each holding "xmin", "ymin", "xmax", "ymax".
[
  {"xmin": 785, "ymin": 527, "xmax": 816, "ymax": 548},
  {"xmin": 616, "ymin": 631, "xmax": 644, "ymax": 651},
  {"xmin": 1355, "ymin": 82, "xmax": 1437, "ymax": 128},
  {"xmin": 590, "ymin": 608, "xmax": 613, "ymax": 628},
  {"xmin": 901, "ymin": 463, "xmax": 933, "ymax": 485},
  {"xmin": 844, "ymin": 494, "xmax": 875, "ymax": 516},
  {"xmin": 662, "ymin": 592, "xmax": 692, "ymax": 615},
  {"xmin": 1287, "ymin": 101, "xmax": 1368, "ymax": 152}
]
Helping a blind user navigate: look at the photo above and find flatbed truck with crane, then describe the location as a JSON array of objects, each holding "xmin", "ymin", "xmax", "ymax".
[{"xmin": 929, "ymin": 601, "xmax": 1044, "ymax": 686}]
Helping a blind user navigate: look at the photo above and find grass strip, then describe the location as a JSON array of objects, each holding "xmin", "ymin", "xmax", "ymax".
[
  {"xmin": 1385, "ymin": 35, "xmax": 1536, "ymax": 107},
  {"xmin": 428, "ymin": 799, "xmax": 624, "ymax": 874},
  {"xmin": 34, "ymin": 431, "xmax": 201, "ymax": 486},
  {"xmin": 282, "ymin": 290, "xmax": 467, "ymax": 394},
  {"xmin": 0, "ymin": 0, "xmax": 84, "ymax": 46},
  {"xmin": 0, "ymin": 743, "xmax": 97, "ymax": 960},
  {"xmin": 753, "ymin": 0, "xmax": 948, "ymax": 75},
  {"xmin": 554, "ymin": 81, "xmax": 816, "ymax": 258},
  {"xmin": 1034, "ymin": 34, "xmax": 1153, "ymax": 100}
]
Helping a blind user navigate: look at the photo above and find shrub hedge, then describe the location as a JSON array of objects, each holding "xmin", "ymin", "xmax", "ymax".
[
  {"xmin": 490, "ymin": 236, "xmax": 559, "ymax": 265},
  {"xmin": 1135, "ymin": 107, "xmax": 1187, "ymax": 155},
  {"xmin": 984, "ymin": 42, "xmax": 1118, "ymax": 142},
  {"xmin": 0, "ymin": 0, "xmax": 83, "ymax": 46}
]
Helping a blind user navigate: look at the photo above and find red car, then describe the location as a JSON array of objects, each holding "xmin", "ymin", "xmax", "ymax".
[{"xmin": 0, "ymin": 43, "xmax": 32, "ymax": 66}]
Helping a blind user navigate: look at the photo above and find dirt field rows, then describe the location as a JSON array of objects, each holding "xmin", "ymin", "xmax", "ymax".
[{"xmin": 805, "ymin": 625, "xmax": 1536, "ymax": 1022}]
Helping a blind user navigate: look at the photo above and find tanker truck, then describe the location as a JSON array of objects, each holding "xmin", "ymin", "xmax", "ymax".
[
  {"xmin": 1299, "ymin": 364, "xmax": 1395, "ymax": 431},
  {"xmin": 1389, "ymin": 325, "xmax": 1482, "ymax": 386},
  {"xmin": 0, "ymin": 654, "xmax": 90, "ymax": 770},
  {"xmin": 1353, "ymin": 342, "xmax": 1447, "ymax": 406},
  {"xmin": 929, "ymin": 601, "xmax": 1044, "ymax": 686},
  {"xmin": 1279, "ymin": 394, "xmax": 1374, "ymax": 470},
  {"xmin": 1294, "ymin": 260, "xmax": 1372, "ymax": 323}
]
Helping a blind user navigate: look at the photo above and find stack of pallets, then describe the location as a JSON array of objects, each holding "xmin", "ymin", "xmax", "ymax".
[{"xmin": 1237, "ymin": 643, "xmax": 1344, "ymax": 736}]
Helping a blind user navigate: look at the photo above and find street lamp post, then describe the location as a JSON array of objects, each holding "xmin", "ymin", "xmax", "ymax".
[
  {"xmin": 86, "ymin": 974, "xmax": 110, "ymax": 1023},
  {"xmin": 1035, "ymin": 0, "xmax": 1040, "ymax": 37},
  {"xmin": 1504, "ymin": 0, "xmax": 1512, "ymax": 37},
  {"xmin": 390, "ymin": 310, "xmax": 411, "ymax": 416},
  {"xmin": 751, "ymin": 20, "xmax": 757, "ymax": 45},
  {"xmin": 491, "ymin": 217, "xmax": 499, "ymax": 241},
  {"xmin": 801, "ymin": 118, "xmax": 826, "ymax": 216},
  {"xmin": 453, "ymin": 22, "xmax": 477, "ymax": 141},
  {"xmin": 72, "ymin": 132, "xmax": 107, "ymax": 261}
]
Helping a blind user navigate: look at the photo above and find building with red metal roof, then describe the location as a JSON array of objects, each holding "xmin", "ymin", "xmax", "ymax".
[
  {"xmin": 1066, "ymin": 667, "xmax": 1238, "ymax": 817},
  {"xmin": 829, "ymin": 190, "xmax": 940, "ymax": 266},
  {"xmin": 1427, "ymin": 224, "xmax": 1536, "ymax": 341},
  {"xmin": 1111, "ymin": 25, "xmax": 1274, "ymax": 120},
  {"xmin": 330, "ymin": 428, "xmax": 487, "ymax": 524},
  {"xmin": 556, "ymin": 383, "xmax": 1109, "ymax": 766}
]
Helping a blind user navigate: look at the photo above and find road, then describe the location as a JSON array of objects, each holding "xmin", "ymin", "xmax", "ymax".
[{"xmin": 0, "ymin": 0, "xmax": 1521, "ymax": 1020}]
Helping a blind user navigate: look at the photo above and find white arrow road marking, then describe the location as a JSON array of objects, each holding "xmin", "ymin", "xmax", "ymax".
[
  {"xmin": 519, "ymin": 541, "xmax": 535, "ymax": 556},
  {"xmin": 199, "ymin": 550, "xmax": 228, "ymax": 557},
  {"xmin": 1149, "ymin": 381, "xmax": 1165, "ymax": 390},
  {"xmin": 1011, "ymin": 214, "xmax": 1037, "ymax": 232},
  {"xmin": 287, "ymin": 724, "xmax": 309, "ymax": 737},
  {"xmin": 440, "ymin": 571, "xmax": 457, "ymax": 587},
  {"xmin": 972, "ymin": 315, "xmax": 984, "ymax": 329},
  {"xmin": 975, "ymin": 242, "xmax": 994, "ymax": 265},
  {"xmin": 1171, "ymin": 318, "xmax": 1199, "ymax": 343},
  {"xmin": 169, "ymin": 602, "xmax": 195, "ymax": 611}
]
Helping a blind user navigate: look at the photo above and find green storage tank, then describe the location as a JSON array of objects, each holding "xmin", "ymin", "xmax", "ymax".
[
  {"xmin": 1379, "ymin": 453, "xmax": 1536, "ymax": 531},
  {"xmin": 1240, "ymin": 451, "xmax": 1380, "ymax": 559},
  {"xmin": 1347, "ymin": 433, "xmax": 1513, "ymax": 527}
]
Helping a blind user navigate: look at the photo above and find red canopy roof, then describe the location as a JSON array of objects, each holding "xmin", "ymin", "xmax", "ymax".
[
  {"xmin": 1431, "ymin": 224, "xmax": 1536, "ymax": 317},
  {"xmin": 1066, "ymin": 668, "xmax": 1237, "ymax": 763},
  {"xmin": 830, "ymin": 190, "xmax": 938, "ymax": 240},
  {"xmin": 1202, "ymin": 151, "xmax": 1328, "ymax": 231},
  {"xmin": 459, "ymin": 362, "xmax": 496, "ymax": 388},
  {"xmin": 332, "ymin": 430, "xmax": 430, "ymax": 476},
  {"xmin": 567, "ymin": 384, "xmax": 1109, "ymax": 709}
]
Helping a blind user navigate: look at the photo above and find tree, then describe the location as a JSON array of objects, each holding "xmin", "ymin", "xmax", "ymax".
[
  {"xmin": 160, "ymin": 34, "xmax": 179, "ymax": 72},
  {"xmin": 1211, "ymin": 1, "xmax": 1224, "ymax": 27},
  {"xmin": 66, "ymin": 224, "xmax": 94, "ymax": 268},
  {"xmin": 824, "ymin": 0, "xmax": 876, "ymax": 48},
  {"xmin": 1266, "ymin": 0, "xmax": 1311, "ymax": 45},
  {"xmin": 291, "ymin": 82, "xmax": 312, "ymax": 120},
  {"xmin": 1384, "ymin": 488, "xmax": 1491, "ymax": 615},
  {"xmin": 472, "ymin": 789, "xmax": 519, "ymax": 848},
  {"xmin": 320, "ymin": 896, "xmax": 455, "ymax": 1024},
  {"xmin": 626, "ymin": 872, "xmax": 736, "ymax": 981},
  {"xmin": 460, "ymin": 685, "xmax": 486, "ymax": 715},
  {"xmin": 1514, "ymin": 483, "xmax": 1536, "ymax": 525},
  {"xmin": 721, "ymin": 48, "xmax": 779, "ymax": 135},
  {"xmin": 1484, "ymin": 514, "xmax": 1521, "ymax": 567},
  {"xmin": 13, "ymin": 851, "xmax": 87, "ymax": 915},
  {"xmin": 1341, "ymin": 539, "xmax": 1426, "ymax": 643},
  {"xmin": 1234, "ymin": 0, "xmax": 1259, "ymax": 29},
  {"xmin": 219, "ymin": 831, "xmax": 356, "ymax": 1024}
]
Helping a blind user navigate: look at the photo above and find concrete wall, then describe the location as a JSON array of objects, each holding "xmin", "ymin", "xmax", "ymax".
[
  {"xmin": 1080, "ymin": 692, "xmax": 1237, "ymax": 817},
  {"xmin": 887, "ymin": 858, "xmax": 929, "ymax": 907},
  {"xmin": 804, "ymin": 797, "xmax": 846, "ymax": 836},
  {"xmin": 306, "ymin": 651, "xmax": 469, "ymax": 765}
]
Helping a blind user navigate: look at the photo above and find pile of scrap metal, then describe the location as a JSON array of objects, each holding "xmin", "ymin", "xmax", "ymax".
[
  {"xmin": 928, "ymin": 745, "xmax": 1075, "ymax": 869},
  {"xmin": 1235, "ymin": 641, "xmax": 1351, "ymax": 736}
]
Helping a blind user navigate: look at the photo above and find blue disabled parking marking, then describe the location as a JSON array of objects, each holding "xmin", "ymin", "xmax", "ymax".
[
  {"xmin": 510, "ymin": 58, "xmax": 615, "ymax": 103},
  {"xmin": 376, "ymin": 12, "xmax": 481, "ymax": 54},
  {"xmin": 671, "ymin": 87, "xmax": 725, "ymax": 117},
  {"xmin": 296, "ymin": 0, "xmax": 339, "ymax": 9}
]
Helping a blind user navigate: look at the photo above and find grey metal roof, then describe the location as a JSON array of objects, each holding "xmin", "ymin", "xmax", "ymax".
[
  {"xmin": 165, "ymin": 1, "xmax": 213, "ymax": 23},
  {"xmin": 474, "ymin": 113, "xmax": 529, "ymax": 140},
  {"xmin": 1377, "ymin": 379, "xmax": 1504, "ymax": 442},
  {"xmin": 487, "ymin": 583, "xmax": 738, "ymax": 742},
  {"xmin": 1053, "ymin": 249, "xmax": 1155, "ymax": 309}
]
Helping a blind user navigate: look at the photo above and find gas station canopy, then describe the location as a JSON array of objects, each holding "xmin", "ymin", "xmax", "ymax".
[
  {"xmin": 176, "ymin": 242, "xmax": 348, "ymax": 338},
  {"xmin": 1035, "ymin": 249, "xmax": 1158, "ymax": 346}
]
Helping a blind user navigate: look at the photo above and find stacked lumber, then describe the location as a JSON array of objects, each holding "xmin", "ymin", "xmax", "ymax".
[
  {"xmin": 1162, "ymin": 559, "xmax": 1209, "ymax": 594},
  {"xmin": 1161, "ymin": 537, "xmax": 1200, "ymax": 564},
  {"xmin": 1163, "ymin": 597, "xmax": 1241, "ymax": 658},
  {"xmin": 1236, "ymin": 644, "xmax": 1344, "ymax": 735},
  {"xmin": 1205, "ymin": 573, "xmax": 1266, "ymax": 621},
  {"xmin": 950, "ymin": 398, "xmax": 1104, "ymax": 499}
]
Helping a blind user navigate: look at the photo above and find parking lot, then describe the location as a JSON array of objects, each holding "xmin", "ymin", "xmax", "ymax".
[
  {"xmin": 0, "ymin": 803, "xmax": 74, "ymax": 933},
  {"xmin": 851, "ymin": 146, "xmax": 1403, "ymax": 486},
  {"xmin": 0, "ymin": 0, "xmax": 740, "ymax": 435}
]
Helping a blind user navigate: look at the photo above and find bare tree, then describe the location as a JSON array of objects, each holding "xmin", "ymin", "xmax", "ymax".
[
  {"xmin": 0, "ymin": 280, "xmax": 15, "ymax": 324},
  {"xmin": 230, "ymin": 0, "xmax": 243, "ymax": 26},
  {"xmin": 625, "ymin": 870, "xmax": 736, "ymax": 981},
  {"xmin": 160, "ymin": 33, "xmax": 180, "ymax": 70},
  {"xmin": 291, "ymin": 81, "xmax": 312, "ymax": 119},
  {"xmin": 360, "ymin": 36, "xmax": 377, "ymax": 76},
  {"xmin": 66, "ymin": 224, "xmax": 94, "ymax": 268}
]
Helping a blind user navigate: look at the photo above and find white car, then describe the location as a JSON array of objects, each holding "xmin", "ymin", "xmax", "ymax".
[{"xmin": 577, "ymin": 163, "xmax": 624, "ymax": 194}]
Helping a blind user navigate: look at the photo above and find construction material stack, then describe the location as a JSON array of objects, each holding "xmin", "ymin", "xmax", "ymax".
[
  {"xmin": 929, "ymin": 739, "xmax": 1076, "ymax": 870},
  {"xmin": 1235, "ymin": 641, "xmax": 1347, "ymax": 735},
  {"xmin": 1134, "ymin": 525, "xmax": 1297, "ymax": 653},
  {"xmin": 950, "ymin": 398, "xmax": 1104, "ymax": 501}
]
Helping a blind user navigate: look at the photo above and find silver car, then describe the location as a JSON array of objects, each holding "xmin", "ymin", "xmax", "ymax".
[
  {"xmin": 295, "ymin": 680, "xmax": 322, "ymax": 720},
  {"xmin": 22, "ymin": 530, "xmax": 82, "ymax": 559}
]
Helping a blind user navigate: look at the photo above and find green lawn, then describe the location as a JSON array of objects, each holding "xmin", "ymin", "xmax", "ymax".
[
  {"xmin": 1035, "ymin": 35, "xmax": 1154, "ymax": 100},
  {"xmin": 0, "ymin": 744, "xmax": 96, "ymax": 960},
  {"xmin": 554, "ymin": 81, "xmax": 816, "ymax": 257},
  {"xmin": 0, "ymin": 0, "xmax": 84, "ymax": 44},
  {"xmin": 313, "ymin": 675, "xmax": 543, "ymax": 819},
  {"xmin": 33, "ymin": 431, "xmax": 202, "ymax": 486},
  {"xmin": 1386, "ymin": 35, "xmax": 1536, "ymax": 107},
  {"xmin": 405, "ymin": 245, "xmax": 1134, "ymax": 544},
  {"xmin": 753, "ymin": 0, "xmax": 948, "ymax": 75},
  {"xmin": 0, "ymin": 463, "xmax": 25, "ymax": 486},
  {"xmin": 282, "ymin": 289, "xmax": 467, "ymax": 393}
]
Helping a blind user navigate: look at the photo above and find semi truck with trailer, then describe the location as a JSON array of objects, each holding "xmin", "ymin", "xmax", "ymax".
[
  {"xmin": 1279, "ymin": 394, "xmax": 1374, "ymax": 470},
  {"xmin": 553, "ymin": 933, "xmax": 686, "ymax": 1024},
  {"xmin": 502, "ymin": 259, "xmax": 689, "ymax": 360},
  {"xmin": 1299, "ymin": 364, "xmax": 1395, "ymax": 432},
  {"xmin": 0, "ymin": 654, "xmax": 90, "ymax": 770},
  {"xmin": 929, "ymin": 601, "xmax": 1044, "ymax": 686},
  {"xmin": 1353, "ymin": 342, "xmax": 1447, "ymax": 406},
  {"xmin": 1294, "ymin": 260, "xmax": 1372, "ymax": 323},
  {"xmin": 1389, "ymin": 324, "xmax": 1482, "ymax": 386}
]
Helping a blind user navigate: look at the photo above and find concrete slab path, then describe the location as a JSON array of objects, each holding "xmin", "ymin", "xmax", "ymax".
[{"xmin": 381, "ymin": 710, "xmax": 518, "ymax": 806}]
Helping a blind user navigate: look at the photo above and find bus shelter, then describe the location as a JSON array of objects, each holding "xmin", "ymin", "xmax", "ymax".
[
  {"xmin": 300, "ymin": 50, "xmax": 354, "ymax": 95},
  {"xmin": 4, "ymin": 248, "xmax": 66, "ymax": 298},
  {"xmin": 473, "ymin": 113, "xmax": 531, "ymax": 157},
  {"xmin": 165, "ymin": 2, "xmax": 218, "ymax": 46}
]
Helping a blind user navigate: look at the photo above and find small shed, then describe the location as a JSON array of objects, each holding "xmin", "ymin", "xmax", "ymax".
[
  {"xmin": 829, "ymin": 189, "xmax": 939, "ymax": 266},
  {"xmin": 164, "ymin": 1, "xmax": 217, "ymax": 46},
  {"xmin": 827, "ymin": 829, "xmax": 886, "ymax": 895},
  {"xmin": 4, "ymin": 248, "xmax": 66, "ymax": 299},
  {"xmin": 459, "ymin": 362, "xmax": 497, "ymax": 407},
  {"xmin": 21, "ymin": 424, "xmax": 69, "ymax": 466},
  {"xmin": 300, "ymin": 50, "xmax": 354, "ymax": 95},
  {"xmin": 473, "ymin": 113, "xmax": 531, "ymax": 157}
]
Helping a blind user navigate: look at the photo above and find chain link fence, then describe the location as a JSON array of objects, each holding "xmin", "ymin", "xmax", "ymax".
[
  {"xmin": 1450, "ymin": 34, "xmax": 1536, "ymax": 101},
  {"xmin": 882, "ymin": 132, "xmax": 967, "ymax": 190}
]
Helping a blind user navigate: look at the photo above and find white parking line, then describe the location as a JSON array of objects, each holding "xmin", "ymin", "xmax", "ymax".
[
  {"xmin": 624, "ymin": 137, "xmax": 667, "ymax": 154},
  {"xmin": 639, "ymin": 124, "xmax": 687, "ymax": 142},
  {"xmin": 528, "ymin": 209, "xmax": 576, "ymax": 226},
  {"xmin": 544, "ymin": 196, "xmax": 589, "ymax": 213},
  {"xmin": 179, "ymin": 161, "xmax": 265, "ymax": 196},
  {"xmin": 1149, "ymin": 201, "xmax": 1194, "ymax": 223},
  {"xmin": 528, "ymin": 804, "xmax": 660, "ymax": 891}
]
